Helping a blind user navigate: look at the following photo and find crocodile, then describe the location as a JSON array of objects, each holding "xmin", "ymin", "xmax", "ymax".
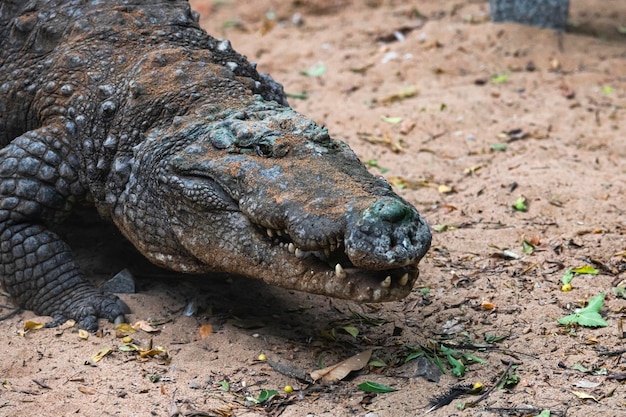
[{"xmin": 0, "ymin": 0, "xmax": 432, "ymax": 331}]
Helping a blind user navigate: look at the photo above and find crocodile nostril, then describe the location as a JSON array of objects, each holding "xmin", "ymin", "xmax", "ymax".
[{"xmin": 372, "ymin": 199, "xmax": 411, "ymax": 223}]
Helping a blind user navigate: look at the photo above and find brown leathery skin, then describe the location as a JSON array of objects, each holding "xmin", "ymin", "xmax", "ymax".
[{"xmin": 0, "ymin": 0, "xmax": 431, "ymax": 330}]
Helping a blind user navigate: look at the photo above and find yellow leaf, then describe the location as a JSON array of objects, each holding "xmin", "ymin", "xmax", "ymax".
[
  {"xmin": 23, "ymin": 320, "xmax": 44, "ymax": 331},
  {"xmin": 310, "ymin": 349, "xmax": 373, "ymax": 382},
  {"xmin": 571, "ymin": 390, "xmax": 598, "ymax": 402},
  {"xmin": 381, "ymin": 86, "xmax": 419, "ymax": 104},
  {"xmin": 19, "ymin": 321, "xmax": 44, "ymax": 336},
  {"xmin": 139, "ymin": 346, "xmax": 169, "ymax": 358},
  {"xmin": 78, "ymin": 329, "xmax": 89, "ymax": 340},
  {"xmin": 59, "ymin": 320, "xmax": 76, "ymax": 330},
  {"xmin": 90, "ymin": 346, "xmax": 113, "ymax": 363},
  {"xmin": 438, "ymin": 184, "xmax": 454, "ymax": 194},
  {"xmin": 464, "ymin": 165, "xmax": 483, "ymax": 175},
  {"xmin": 115, "ymin": 323, "xmax": 136, "ymax": 334}
]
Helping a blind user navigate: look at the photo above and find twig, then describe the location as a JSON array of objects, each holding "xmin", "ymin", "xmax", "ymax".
[
  {"xmin": 463, "ymin": 362, "xmax": 513, "ymax": 408},
  {"xmin": 32, "ymin": 379, "xmax": 51, "ymax": 390}
]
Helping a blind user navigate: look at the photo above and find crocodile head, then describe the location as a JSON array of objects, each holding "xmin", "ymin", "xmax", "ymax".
[{"xmin": 142, "ymin": 98, "xmax": 431, "ymax": 302}]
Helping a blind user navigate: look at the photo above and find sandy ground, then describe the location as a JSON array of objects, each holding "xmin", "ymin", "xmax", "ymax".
[{"xmin": 1, "ymin": 1, "xmax": 625, "ymax": 416}]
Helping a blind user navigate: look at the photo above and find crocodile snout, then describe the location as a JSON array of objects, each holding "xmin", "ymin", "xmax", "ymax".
[
  {"xmin": 344, "ymin": 197, "xmax": 431, "ymax": 270},
  {"xmin": 369, "ymin": 199, "xmax": 412, "ymax": 223}
]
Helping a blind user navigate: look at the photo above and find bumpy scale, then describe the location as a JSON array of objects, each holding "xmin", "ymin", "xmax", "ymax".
[{"xmin": 0, "ymin": 0, "xmax": 432, "ymax": 331}]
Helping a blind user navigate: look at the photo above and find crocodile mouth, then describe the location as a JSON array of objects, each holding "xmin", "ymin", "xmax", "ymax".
[
  {"xmin": 253, "ymin": 222, "xmax": 418, "ymax": 301},
  {"xmin": 168, "ymin": 169, "xmax": 422, "ymax": 301}
]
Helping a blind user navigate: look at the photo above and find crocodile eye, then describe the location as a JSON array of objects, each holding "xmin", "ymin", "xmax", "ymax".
[{"xmin": 255, "ymin": 143, "xmax": 273, "ymax": 157}]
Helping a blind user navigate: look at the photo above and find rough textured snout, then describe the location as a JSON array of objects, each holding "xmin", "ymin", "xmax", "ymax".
[{"xmin": 345, "ymin": 197, "xmax": 431, "ymax": 270}]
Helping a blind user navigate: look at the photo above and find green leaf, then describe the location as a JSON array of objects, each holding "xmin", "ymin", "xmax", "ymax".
[
  {"xmin": 561, "ymin": 269, "xmax": 574, "ymax": 285},
  {"xmin": 286, "ymin": 91, "xmax": 309, "ymax": 100},
  {"xmin": 358, "ymin": 381, "xmax": 397, "ymax": 393},
  {"xmin": 613, "ymin": 287, "xmax": 626, "ymax": 299},
  {"xmin": 557, "ymin": 292, "xmax": 609, "ymax": 327},
  {"xmin": 497, "ymin": 367, "xmax": 520, "ymax": 389},
  {"xmin": 462, "ymin": 352, "xmax": 486, "ymax": 364},
  {"xmin": 447, "ymin": 354, "xmax": 466, "ymax": 377},
  {"xmin": 512, "ymin": 196, "xmax": 528, "ymax": 212},
  {"xmin": 251, "ymin": 389, "xmax": 278, "ymax": 404},
  {"xmin": 570, "ymin": 363, "xmax": 590, "ymax": 373},
  {"xmin": 340, "ymin": 326, "xmax": 359, "ymax": 338},
  {"xmin": 484, "ymin": 333, "xmax": 508, "ymax": 344},
  {"xmin": 521, "ymin": 239, "xmax": 535, "ymax": 254},
  {"xmin": 571, "ymin": 265, "xmax": 599, "ymax": 275},
  {"xmin": 419, "ymin": 287, "xmax": 431, "ymax": 295},
  {"xmin": 490, "ymin": 72, "xmax": 510, "ymax": 84},
  {"xmin": 368, "ymin": 359, "xmax": 387, "ymax": 367},
  {"xmin": 432, "ymin": 224, "xmax": 448, "ymax": 232},
  {"xmin": 405, "ymin": 352, "xmax": 421, "ymax": 362},
  {"xmin": 300, "ymin": 63, "xmax": 326, "ymax": 77},
  {"xmin": 586, "ymin": 291, "xmax": 605, "ymax": 312},
  {"xmin": 602, "ymin": 85, "xmax": 613, "ymax": 95},
  {"xmin": 490, "ymin": 143, "xmax": 508, "ymax": 152},
  {"xmin": 536, "ymin": 410, "xmax": 551, "ymax": 417},
  {"xmin": 381, "ymin": 115, "xmax": 403, "ymax": 124},
  {"xmin": 219, "ymin": 380, "xmax": 230, "ymax": 391},
  {"xmin": 364, "ymin": 159, "xmax": 389, "ymax": 174}
]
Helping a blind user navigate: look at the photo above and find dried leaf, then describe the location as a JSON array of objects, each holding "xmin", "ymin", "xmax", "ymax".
[
  {"xmin": 78, "ymin": 329, "xmax": 89, "ymax": 340},
  {"xmin": 20, "ymin": 321, "xmax": 44, "ymax": 336},
  {"xmin": 380, "ymin": 86, "xmax": 419, "ymax": 104},
  {"xmin": 571, "ymin": 390, "xmax": 598, "ymax": 401},
  {"xmin": 78, "ymin": 386, "xmax": 96, "ymax": 395},
  {"xmin": 574, "ymin": 380, "xmax": 601, "ymax": 389},
  {"xmin": 358, "ymin": 132, "xmax": 404, "ymax": 153},
  {"xmin": 310, "ymin": 349, "xmax": 373, "ymax": 382},
  {"xmin": 481, "ymin": 301, "xmax": 496, "ymax": 310},
  {"xmin": 115, "ymin": 323, "xmax": 136, "ymax": 335},
  {"xmin": 132, "ymin": 320, "xmax": 160, "ymax": 333},
  {"xmin": 90, "ymin": 346, "xmax": 113, "ymax": 363},
  {"xmin": 139, "ymin": 346, "xmax": 168, "ymax": 358},
  {"xmin": 199, "ymin": 324, "xmax": 213, "ymax": 339}
]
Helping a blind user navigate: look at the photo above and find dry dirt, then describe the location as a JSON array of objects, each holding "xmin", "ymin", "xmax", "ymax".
[{"xmin": 1, "ymin": 1, "xmax": 626, "ymax": 416}]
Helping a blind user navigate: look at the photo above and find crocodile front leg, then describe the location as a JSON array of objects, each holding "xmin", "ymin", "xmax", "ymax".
[{"xmin": 0, "ymin": 127, "xmax": 129, "ymax": 331}]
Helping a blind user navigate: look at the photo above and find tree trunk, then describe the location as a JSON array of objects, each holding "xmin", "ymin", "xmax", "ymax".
[{"xmin": 490, "ymin": 0, "xmax": 570, "ymax": 30}]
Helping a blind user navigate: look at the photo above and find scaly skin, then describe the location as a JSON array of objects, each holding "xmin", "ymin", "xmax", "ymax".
[{"xmin": 0, "ymin": 0, "xmax": 432, "ymax": 331}]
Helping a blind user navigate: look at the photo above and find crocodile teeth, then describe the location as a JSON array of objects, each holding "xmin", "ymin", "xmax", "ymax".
[
  {"xmin": 276, "ymin": 229, "xmax": 283, "ymax": 236},
  {"xmin": 295, "ymin": 248, "xmax": 303, "ymax": 258},
  {"xmin": 399, "ymin": 273, "xmax": 409, "ymax": 286},
  {"xmin": 335, "ymin": 263, "xmax": 347, "ymax": 279},
  {"xmin": 266, "ymin": 228, "xmax": 274, "ymax": 238},
  {"xmin": 381, "ymin": 276, "xmax": 392, "ymax": 288},
  {"xmin": 288, "ymin": 243, "xmax": 296, "ymax": 254}
]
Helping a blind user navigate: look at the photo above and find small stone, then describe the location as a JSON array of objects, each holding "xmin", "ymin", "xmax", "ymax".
[{"xmin": 100, "ymin": 268, "xmax": 136, "ymax": 294}]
